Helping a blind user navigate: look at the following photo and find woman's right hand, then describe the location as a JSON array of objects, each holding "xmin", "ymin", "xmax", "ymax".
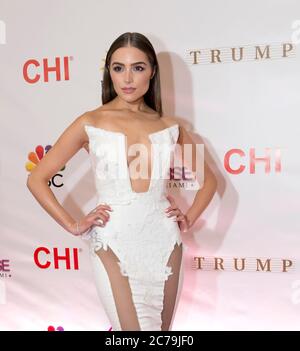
[{"xmin": 70, "ymin": 203, "xmax": 113, "ymax": 236}]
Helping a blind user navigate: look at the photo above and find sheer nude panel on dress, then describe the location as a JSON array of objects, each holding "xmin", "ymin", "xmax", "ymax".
[
  {"xmin": 95, "ymin": 247, "xmax": 141, "ymax": 331},
  {"xmin": 161, "ymin": 242, "xmax": 183, "ymax": 331}
]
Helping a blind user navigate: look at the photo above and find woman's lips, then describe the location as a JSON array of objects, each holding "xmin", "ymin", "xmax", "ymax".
[{"xmin": 122, "ymin": 88, "xmax": 136, "ymax": 94}]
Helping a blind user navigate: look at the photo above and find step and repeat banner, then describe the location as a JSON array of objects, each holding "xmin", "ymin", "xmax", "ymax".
[{"xmin": 1, "ymin": 0, "xmax": 300, "ymax": 331}]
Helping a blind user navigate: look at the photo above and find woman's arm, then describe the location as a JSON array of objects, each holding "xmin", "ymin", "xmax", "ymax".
[
  {"xmin": 26, "ymin": 113, "xmax": 89, "ymax": 234},
  {"xmin": 178, "ymin": 125, "xmax": 217, "ymax": 229}
]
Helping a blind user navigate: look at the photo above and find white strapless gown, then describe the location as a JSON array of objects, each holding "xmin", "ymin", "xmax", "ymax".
[{"xmin": 82, "ymin": 123, "xmax": 186, "ymax": 331}]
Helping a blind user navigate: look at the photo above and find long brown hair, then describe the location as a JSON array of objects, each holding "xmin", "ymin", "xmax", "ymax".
[{"xmin": 102, "ymin": 32, "xmax": 163, "ymax": 117}]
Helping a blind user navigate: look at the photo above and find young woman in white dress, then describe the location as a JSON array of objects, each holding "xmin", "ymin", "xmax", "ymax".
[{"xmin": 27, "ymin": 32, "xmax": 217, "ymax": 331}]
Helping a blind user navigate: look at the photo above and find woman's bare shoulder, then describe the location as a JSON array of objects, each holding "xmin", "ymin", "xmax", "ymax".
[
  {"xmin": 83, "ymin": 106, "xmax": 113, "ymax": 127},
  {"xmin": 160, "ymin": 115, "xmax": 182, "ymax": 128},
  {"xmin": 160, "ymin": 116, "xmax": 181, "ymax": 144}
]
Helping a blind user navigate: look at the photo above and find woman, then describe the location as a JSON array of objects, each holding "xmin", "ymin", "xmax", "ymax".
[{"xmin": 27, "ymin": 32, "xmax": 217, "ymax": 331}]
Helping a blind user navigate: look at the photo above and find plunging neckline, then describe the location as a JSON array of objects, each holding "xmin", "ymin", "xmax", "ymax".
[{"xmin": 84, "ymin": 123, "xmax": 179, "ymax": 195}]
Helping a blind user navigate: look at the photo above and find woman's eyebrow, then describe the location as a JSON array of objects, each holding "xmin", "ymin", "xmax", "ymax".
[{"xmin": 111, "ymin": 61, "xmax": 147, "ymax": 66}]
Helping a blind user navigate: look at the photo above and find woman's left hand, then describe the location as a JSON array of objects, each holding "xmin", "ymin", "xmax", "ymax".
[{"xmin": 165, "ymin": 194, "xmax": 190, "ymax": 233}]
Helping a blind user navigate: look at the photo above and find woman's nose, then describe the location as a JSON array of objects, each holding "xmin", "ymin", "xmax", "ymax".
[{"xmin": 124, "ymin": 68, "xmax": 133, "ymax": 82}]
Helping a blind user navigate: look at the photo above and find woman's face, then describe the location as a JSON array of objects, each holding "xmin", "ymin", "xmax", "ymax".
[{"xmin": 108, "ymin": 46, "xmax": 155, "ymax": 102}]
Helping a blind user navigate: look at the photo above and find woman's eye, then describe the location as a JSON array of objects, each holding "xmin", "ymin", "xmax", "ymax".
[
  {"xmin": 134, "ymin": 66, "xmax": 144, "ymax": 71},
  {"xmin": 112, "ymin": 66, "xmax": 144, "ymax": 72}
]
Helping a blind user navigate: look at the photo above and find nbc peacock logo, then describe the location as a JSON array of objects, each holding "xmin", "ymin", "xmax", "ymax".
[{"xmin": 25, "ymin": 145, "xmax": 66, "ymax": 187}]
